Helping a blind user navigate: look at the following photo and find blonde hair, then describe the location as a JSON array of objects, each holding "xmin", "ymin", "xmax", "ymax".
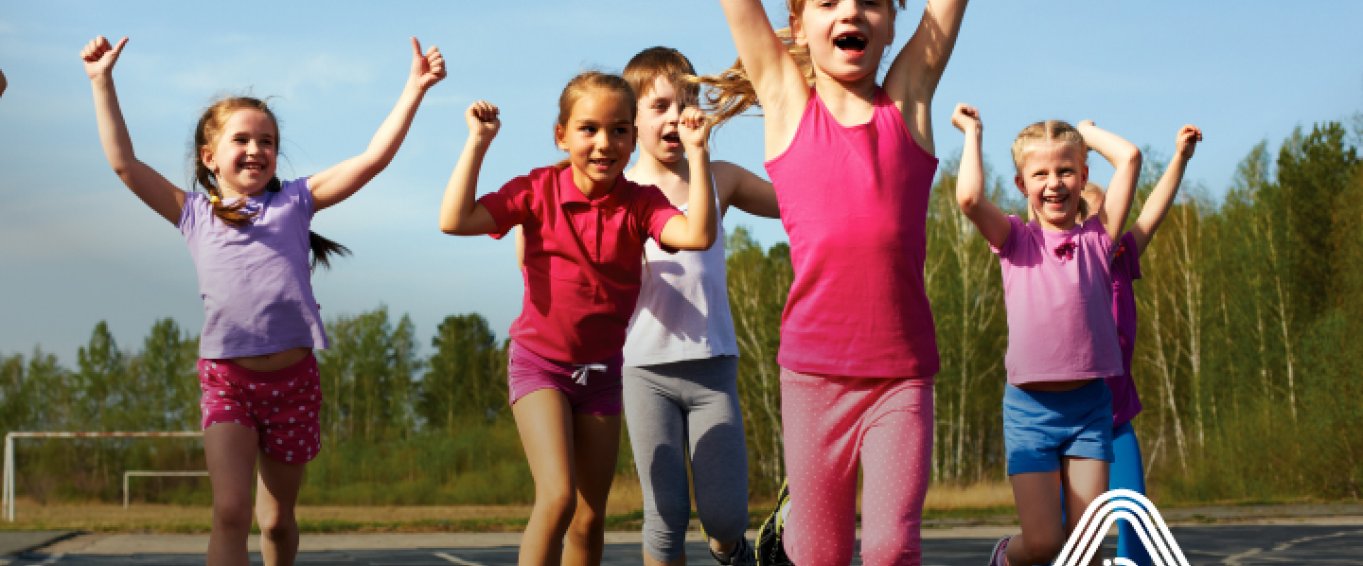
[
  {"xmin": 1013, "ymin": 120, "xmax": 1090, "ymax": 221},
  {"xmin": 623, "ymin": 47, "xmax": 699, "ymax": 110},
  {"xmin": 698, "ymin": 0, "xmax": 908, "ymax": 126},
  {"xmin": 193, "ymin": 97, "xmax": 349, "ymax": 269}
]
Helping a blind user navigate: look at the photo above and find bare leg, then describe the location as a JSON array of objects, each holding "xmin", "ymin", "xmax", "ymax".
[
  {"xmin": 1062, "ymin": 457, "xmax": 1110, "ymax": 566},
  {"xmin": 513, "ymin": 390, "xmax": 577, "ymax": 566},
  {"xmin": 205, "ymin": 423, "xmax": 258, "ymax": 566},
  {"xmin": 255, "ymin": 455, "xmax": 307, "ymax": 566},
  {"xmin": 1006, "ymin": 471, "xmax": 1067, "ymax": 566},
  {"xmin": 563, "ymin": 412, "xmax": 621, "ymax": 566}
]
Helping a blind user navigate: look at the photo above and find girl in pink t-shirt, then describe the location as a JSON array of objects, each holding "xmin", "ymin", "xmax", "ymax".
[
  {"xmin": 952, "ymin": 104, "xmax": 1142, "ymax": 566},
  {"xmin": 438, "ymin": 72, "xmax": 717, "ymax": 566},
  {"xmin": 704, "ymin": 1, "xmax": 968, "ymax": 564},
  {"xmin": 81, "ymin": 35, "xmax": 445, "ymax": 566}
]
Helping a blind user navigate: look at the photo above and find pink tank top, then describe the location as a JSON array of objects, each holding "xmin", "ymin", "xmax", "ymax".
[{"xmin": 765, "ymin": 88, "xmax": 940, "ymax": 378}]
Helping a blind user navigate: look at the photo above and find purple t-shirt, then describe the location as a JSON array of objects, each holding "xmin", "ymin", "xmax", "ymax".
[
  {"xmin": 992, "ymin": 215, "xmax": 1123, "ymax": 385},
  {"xmin": 1107, "ymin": 232, "xmax": 1143, "ymax": 427},
  {"xmin": 179, "ymin": 178, "xmax": 328, "ymax": 359}
]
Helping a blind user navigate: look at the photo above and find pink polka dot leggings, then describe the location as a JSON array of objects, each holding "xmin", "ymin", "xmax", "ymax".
[{"xmin": 779, "ymin": 368, "xmax": 934, "ymax": 566}]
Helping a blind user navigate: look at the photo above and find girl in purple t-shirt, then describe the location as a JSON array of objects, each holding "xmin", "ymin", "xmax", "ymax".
[
  {"xmin": 952, "ymin": 104, "xmax": 1143, "ymax": 566},
  {"xmin": 82, "ymin": 35, "xmax": 445, "ymax": 565},
  {"xmin": 1079, "ymin": 124, "xmax": 1202, "ymax": 566}
]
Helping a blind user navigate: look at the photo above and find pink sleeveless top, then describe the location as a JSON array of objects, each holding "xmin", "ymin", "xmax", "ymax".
[{"xmin": 765, "ymin": 88, "xmax": 940, "ymax": 378}]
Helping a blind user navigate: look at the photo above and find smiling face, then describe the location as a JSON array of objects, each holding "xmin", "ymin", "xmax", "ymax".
[
  {"xmin": 792, "ymin": 0, "xmax": 894, "ymax": 86},
  {"xmin": 1015, "ymin": 140, "xmax": 1089, "ymax": 231},
  {"xmin": 200, "ymin": 108, "xmax": 278, "ymax": 199},
  {"xmin": 555, "ymin": 87, "xmax": 637, "ymax": 197}
]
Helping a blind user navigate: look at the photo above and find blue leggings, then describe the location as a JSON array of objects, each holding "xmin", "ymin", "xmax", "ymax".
[{"xmin": 1110, "ymin": 421, "xmax": 1150, "ymax": 566}]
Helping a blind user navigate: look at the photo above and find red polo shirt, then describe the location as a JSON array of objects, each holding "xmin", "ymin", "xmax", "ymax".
[{"xmin": 479, "ymin": 165, "xmax": 681, "ymax": 363}]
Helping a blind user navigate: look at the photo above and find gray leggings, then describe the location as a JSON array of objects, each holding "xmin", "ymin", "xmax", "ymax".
[{"xmin": 623, "ymin": 356, "xmax": 750, "ymax": 562}]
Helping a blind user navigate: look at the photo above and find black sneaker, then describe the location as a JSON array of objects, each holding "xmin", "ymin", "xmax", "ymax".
[
  {"xmin": 755, "ymin": 479, "xmax": 793, "ymax": 566},
  {"xmin": 711, "ymin": 536, "xmax": 756, "ymax": 566}
]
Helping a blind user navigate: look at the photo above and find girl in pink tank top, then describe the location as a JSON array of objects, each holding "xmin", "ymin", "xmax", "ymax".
[{"xmin": 705, "ymin": 1, "xmax": 969, "ymax": 564}]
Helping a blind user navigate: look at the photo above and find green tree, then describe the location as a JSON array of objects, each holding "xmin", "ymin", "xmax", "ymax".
[
  {"xmin": 73, "ymin": 321, "xmax": 128, "ymax": 430},
  {"xmin": 725, "ymin": 227, "xmax": 791, "ymax": 494},
  {"xmin": 128, "ymin": 318, "xmax": 200, "ymax": 430},
  {"xmin": 421, "ymin": 313, "xmax": 502, "ymax": 435}
]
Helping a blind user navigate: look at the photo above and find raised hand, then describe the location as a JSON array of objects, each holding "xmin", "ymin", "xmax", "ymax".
[
  {"xmin": 466, "ymin": 100, "xmax": 501, "ymax": 145},
  {"xmin": 951, "ymin": 103, "xmax": 981, "ymax": 133},
  {"xmin": 81, "ymin": 35, "xmax": 128, "ymax": 80},
  {"xmin": 678, "ymin": 107, "xmax": 712, "ymax": 154},
  {"xmin": 1175, "ymin": 124, "xmax": 1202, "ymax": 161},
  {"xmin": 410, "ymin": 37, "xmax": 446, "ymax": 91}
]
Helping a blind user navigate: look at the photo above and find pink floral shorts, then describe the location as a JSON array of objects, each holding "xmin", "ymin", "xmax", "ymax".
[{"xmin": 197, "ymin": 353, "xmax": 323, "ymax": 464}]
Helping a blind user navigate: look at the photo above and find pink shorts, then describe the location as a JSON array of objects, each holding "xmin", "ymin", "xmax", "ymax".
[
  {"xmin": 507, "ymin": 341, "xmax": 623, "ymax": 415},
  {"xmin": 198, "ymin": 353, "xmax": 323, "ymax": 464}
]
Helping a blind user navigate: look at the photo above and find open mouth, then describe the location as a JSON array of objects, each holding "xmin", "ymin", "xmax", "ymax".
[
  {"xmin": 587, "ymin": 158, "xmax": 615, "ymax": 170},
  {"xmin": 833, "ymin": 32, "xmax": 868, "ymax": 53},
  {"xmin": 1041, "ymin": 193, "xmax": 1069, "ymax": 206},
  {"xmin": 662, "ymin": 132, "xmax": 681, "ymax": 145}
]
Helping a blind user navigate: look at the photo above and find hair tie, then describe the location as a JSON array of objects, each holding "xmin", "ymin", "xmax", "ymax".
[{"xmin": 208, "ymin": 194, "xmax": 221, "ymax": 205}]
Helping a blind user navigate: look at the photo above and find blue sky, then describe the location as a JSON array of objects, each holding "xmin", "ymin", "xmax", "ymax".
[{"xmin": 2, "ymin": 1, "xmax": 1361, "ymax": 363}]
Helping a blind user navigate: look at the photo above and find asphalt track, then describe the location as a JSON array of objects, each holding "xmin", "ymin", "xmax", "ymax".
[{"xmin": 5, "ymin": 520, "xmax": 1363, "ymax": 565}]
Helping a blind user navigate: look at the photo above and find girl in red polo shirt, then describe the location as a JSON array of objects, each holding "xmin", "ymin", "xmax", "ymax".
[{"xmin": 438, "ymin": 72, "xmax": 717, "ymax": 566}]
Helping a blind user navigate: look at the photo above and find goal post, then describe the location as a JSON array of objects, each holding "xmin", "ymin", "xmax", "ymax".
[{"xmin": 3, "ymin": 431, "xmax": 203, "ymax": 521}]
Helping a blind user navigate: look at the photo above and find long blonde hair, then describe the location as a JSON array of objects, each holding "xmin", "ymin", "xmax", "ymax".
[{"xmin": 698, "ymin": 0, "xmax": 908, "ymax": 125}]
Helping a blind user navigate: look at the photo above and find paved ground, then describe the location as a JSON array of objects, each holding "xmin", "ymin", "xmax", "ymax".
[{"xmin": 5, "ymin": 519, "xmax": 1363, "ymax": 565}]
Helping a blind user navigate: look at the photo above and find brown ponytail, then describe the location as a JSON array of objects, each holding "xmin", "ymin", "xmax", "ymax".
[{"xmin": 193, "ymin": 96, "xmax": 350, "ymax": 271}]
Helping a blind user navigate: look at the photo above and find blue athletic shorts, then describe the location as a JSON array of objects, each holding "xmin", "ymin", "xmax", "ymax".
[{"xmin": 1003, "ymin": 379, "xmax": 1113, "ymax": 475}]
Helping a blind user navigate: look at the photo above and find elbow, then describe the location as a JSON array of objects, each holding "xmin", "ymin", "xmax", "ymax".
[
  {"xmin": 439, "ymin": 217, "xmax": 464, "ymax": 236},
  {"xmin": 956, "ymin": 192, "xmax": 979, "ymax": 214},
  {"xmin": 1117, "ymin": 146, "xmax": 1143, "ymax": 170}
]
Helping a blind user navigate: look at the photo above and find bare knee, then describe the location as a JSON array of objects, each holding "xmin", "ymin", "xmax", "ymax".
[
  {"xmin": 535, "ymin": 483, "xmax": 578, "ymax": 530},
  {"xmin": 212, "ymin": 498, "xmax": 254, "ymax": 535},
  {"xmin": 256, "ymin": 509, "xmax": 298, "ymax": 543},
  {"xmin": 568, "ymin": 502, "xmax": 606, "ymax": 539},
  {"xmin": 1014, "ymin": 532, "xmax": 1066, "ymax": 564}
]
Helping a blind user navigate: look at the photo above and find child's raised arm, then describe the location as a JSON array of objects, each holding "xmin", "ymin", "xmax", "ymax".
[
  {"xmin": 309, "ymin": 37, "xmax": 446, "ymax": 210},
  {"xmin": 439, "ymin": 100, "xmax": 500, "ymax": 235},
  {"xmin": 714, "ymin": 161, "xmax": 779, "ymax": 219},
  {"xmin": 1077, "ymin": 120, "xmax": 1142, "ymax": 242},
  {"xmin": 1128, "ymin": 124, "xmax": 1201, "ymax": 254},
  {"xmin": 952, "ymin": 103, "xmax": 1008, "ymax": 248},
  {"xmin": 718, "ymin": 0, "xmax": 810, "ymax": 156},
  {"xmin": 884, "ymin": 0, "xmax": 969, "ymax": 155},
  {"xmin": 658, "ymin": 108, "xmax": 718, "ymax": 250},
  {"xmin": 82, "ymin": 36, "xmax": 186, "ymax": 225}
]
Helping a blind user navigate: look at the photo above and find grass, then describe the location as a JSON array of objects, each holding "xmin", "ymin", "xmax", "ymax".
[
  {"xmin": 0, "ymin": 480, "xmax": 1017, "ymax": 533},
  {"xmin": 8, "ymin": 480, "xmax": 1341, "ymax": 534}
]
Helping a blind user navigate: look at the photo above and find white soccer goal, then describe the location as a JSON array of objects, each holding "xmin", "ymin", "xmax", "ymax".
[{"xmin": 3, "ymin": 431, "xmax": 203, "ymax": 521}]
